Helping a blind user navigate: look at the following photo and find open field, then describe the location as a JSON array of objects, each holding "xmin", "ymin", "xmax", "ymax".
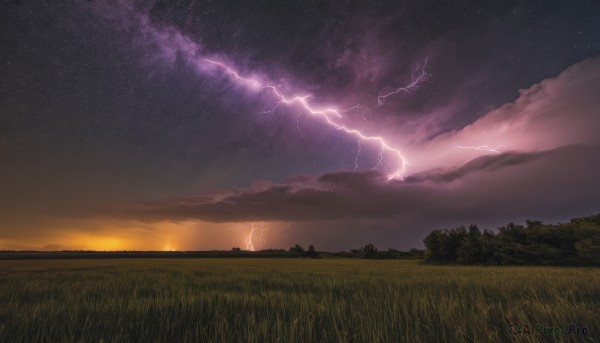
[{"xmin": 0, "ymin": 259, "xmax": 598, "ymax": 342}]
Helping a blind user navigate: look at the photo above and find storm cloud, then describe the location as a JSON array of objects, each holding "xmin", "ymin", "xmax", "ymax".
[
  {"xmin": 121, "ymin": 56, "xmax": 600, "ymax": 227},
  {"xmin": 123, "ymin": 144, "xmax": 600, "ymax": 225}
]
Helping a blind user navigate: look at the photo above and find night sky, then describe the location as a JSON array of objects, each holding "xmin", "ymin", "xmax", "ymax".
[{"xmin": 1, "ymin": 0, "xmax": 599, "ymax": 251}]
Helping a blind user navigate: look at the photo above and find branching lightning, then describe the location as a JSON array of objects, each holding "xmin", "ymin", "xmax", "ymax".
[
  {"xmin": 259, "ymin": 222, "xmax": 268, "ymax": 246},
  {"xmin": 97, "ymin": 2, "xmax": 429, "ymax": 180},
  {"xmin": 245, "ymin": 223, "xmax": 256, "ymax": 251},
  {"xmin": 378, "ymin": 58, "xmax": 429, "ymax": 105},
  {"xmin": 245, "ymin": 222, "xmax": 267, "ymax": 251},
  {"xmin": 99, "ymin": 3, "xmax": 512, "ymax": 183},
  {"xmin": 375, "ymin": 144, "xmax": 385, "ymax": 169},
  {"xmin": 354, "ymin": 140, "xmax": 362, "ymax": 170},
  {"xmin": 454, "ymin": 144, "xmax": 510, "ymax": 153},
  {"xmin": 432, "ymin": 144, "xmax": 511, "ymax": 160},
  {"xmin": 202, "ymin": 58, "xmax": 423, "ymax": 179}
]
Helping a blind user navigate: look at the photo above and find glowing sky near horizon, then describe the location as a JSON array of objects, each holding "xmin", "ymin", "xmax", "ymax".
[{"xmin": 1, "ymin": 0, "xmax": 599, "ymax": 251}]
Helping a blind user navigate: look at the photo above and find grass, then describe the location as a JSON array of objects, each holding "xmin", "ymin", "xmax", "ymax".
[{"xmin": 0, "ymin": 258, "xmax": 598, "ymax": 342}]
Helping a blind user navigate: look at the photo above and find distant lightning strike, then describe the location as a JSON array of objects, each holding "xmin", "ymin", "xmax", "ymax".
[
  {"xmin": 245, "ymin": 222, "xmax": 266, "ymax": 251},
  {"xmin": 245, "ymin": 223, "xmax": 256, "ymax": 251},
  {"xmin": 296, "ymin": 113, "xmax": 303, "ymax": 136},
  {"xmin": 259, "ymin": 222, "xmax": 268, "ymax": 245},
  {"xmin": 354, "ymin": 140, "xmax": 362, "ymax": 170},
  {"xmin": 203, "ymin": 58, "xmax": 413, "ymax": 180}
]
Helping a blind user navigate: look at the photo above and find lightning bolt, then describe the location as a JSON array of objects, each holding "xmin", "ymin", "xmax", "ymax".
[
  {"xmin": 378, "ymin": 58, "xmax": 429, "ymax": 105},
  {"xmin": 432, "ymin": 144, "xmax": 511, "ymax": 160},
  {"xmin": 245, "ymin": 222, "xmax": 256, "ymax": 251},
  {"xmin": 202, "ymin": 58, "xmax": 422, "ymax": 179},
  {"xmin": 245, "ymin": 222, "xmax": 267, "ymax": 251},
  {"xmin": 95, "ymin": 2, "xmax": 428, "ymax": 180},
  {"xmin": 296, "ymin": 112, "xmax": 303, "ymax": 136},
  {"xmin": 375, "ymin": 144, "xmax": 385, "ymax": 169},
  {"xmin": 259, "ymin": 222, "xmax": 268, "ymax": 246},
  {"xmin": 354, "ymin": 140, "xmax": 362, "ymax": 170},
  {"xmin": 454, "ymin": 144, "xmax": 510, "ymax": 153}
]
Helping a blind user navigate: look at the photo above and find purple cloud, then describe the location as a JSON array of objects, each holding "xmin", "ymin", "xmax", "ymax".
[{"xmin": 121, "ymin": 144, "xmax": 600, "ymax": 224}]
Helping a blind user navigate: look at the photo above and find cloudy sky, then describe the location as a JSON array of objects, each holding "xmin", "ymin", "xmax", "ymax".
[{"xmin": 1, "ymin": 0, "xmax": 599, "ymax": 251}]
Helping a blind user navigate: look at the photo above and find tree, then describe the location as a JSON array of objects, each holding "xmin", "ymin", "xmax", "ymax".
[
  {"xmin": 575, "ymin": 233, "xmax": 600, "ymax": 264},
  {"xmin": 424, "ymin": 226, "xmax": 471, "ymax": 263},
  {"xmin": 457, "ymin": 225, "xmax": 483, "ymax": 264},
  {"xmin": 424, "ymin": 229, "xmax": 445, "ymax": 263},
  {"xmin": 363, "ymin": 244, "xmax": 379, "ymax": 259},
  {"xmin": 478, "ymin": 229, "xmax": 497, "ymax": 264},
  {"xmin": 447, "ymin": 227, "xmax": 468, "ymax": 261},
  {"xmin": 290, "ymin": 244, "xmax": 304, "ymax": 255},
  {"xmin": 307, "ymin": 245, "xmax": 317, "ymax": 257}
]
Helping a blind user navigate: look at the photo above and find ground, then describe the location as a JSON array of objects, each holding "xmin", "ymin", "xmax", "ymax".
[{"xmin": 0, "ymin": 258, "xmax": 597, "ymax": 342}]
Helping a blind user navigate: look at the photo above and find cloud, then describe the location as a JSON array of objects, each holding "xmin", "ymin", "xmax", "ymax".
[
  {"xmin": 120, "ymin": 144, "xmax": 600, "ymax": 224},
  {"xmin": 408, "ymin": 56, "xmax": 600, "ymax": 171},
  {"xmin": 404, "ymin": 149, "xmax": 551, "ymax": 184}
]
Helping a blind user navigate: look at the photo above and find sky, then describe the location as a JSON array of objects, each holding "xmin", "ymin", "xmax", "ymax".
[{"xmin": 1, "ymin": 0, "xmax": 599, "ymax": 251}]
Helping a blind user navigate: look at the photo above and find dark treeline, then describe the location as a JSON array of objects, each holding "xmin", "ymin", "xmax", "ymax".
[
  {"xmin": 423, "ymin": 213, "xmax": 600, "ymax": 266},
  {"xmin": 0, "ymin": 245, "xmax": 424, "ymax": 260},
  {"xmin": 332, "ymin": 245, "xmax": 424, "ymax": 259},
  {"xmin": 288, "ymin": 243, "xmax": 424, "ymax": 259}
]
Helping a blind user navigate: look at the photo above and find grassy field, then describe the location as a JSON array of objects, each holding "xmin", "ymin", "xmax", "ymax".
[{"xmin": 0, "ymin": 259, "xmax": 598, "ymax": 342}]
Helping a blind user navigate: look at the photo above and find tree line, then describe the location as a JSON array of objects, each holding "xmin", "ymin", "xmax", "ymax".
[
  {"xmin": 423, "ymin": 213, "xmax": 600, "ymax": 266},
  {"xmin": 287, "ymin": 244, "xmax": 424, "ymax": 259},
  {"xmin": 334, "ymin": 245, "xmax": 424, "ymax": 259},
  {"xmin": 237, "ymin": 244, "xmax": 424, "ymax": 259}
]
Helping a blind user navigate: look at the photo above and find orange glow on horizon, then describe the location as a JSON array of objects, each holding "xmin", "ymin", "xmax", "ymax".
[
  {"xmin": 162, "ymin": 242, "xmax": 177, "ymax": 251},
  {"xmin": 0, "ymin": 220, "xmax": 284, "ymax": 251},
  {"xmin": 85, "ymin": 237, "xmax": 125, "ymax": 251}
]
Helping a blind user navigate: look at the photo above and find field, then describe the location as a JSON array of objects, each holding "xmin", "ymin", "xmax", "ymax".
[{"xmin": 0, "ymin": 259, "xmax": 598, "ymax": 342}]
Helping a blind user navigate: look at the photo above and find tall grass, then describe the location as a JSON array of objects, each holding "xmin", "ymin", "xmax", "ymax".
[{"xmin": 0, "ymin": 259, "xmax": 598, "ymax": 342}]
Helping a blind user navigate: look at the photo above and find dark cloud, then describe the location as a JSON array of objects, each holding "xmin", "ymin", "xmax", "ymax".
[
  {"xmin": 122, "ymin": 144, "xmax": 600, "ymax": 224},
  {"xmin": 404, "ymin": 149, "xmax": 551, "ymax": 183}
]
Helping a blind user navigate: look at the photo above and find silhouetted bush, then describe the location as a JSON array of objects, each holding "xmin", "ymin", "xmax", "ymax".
[{"xmin": 362, "ymin": 244, "xmax": 379, "ymax": 259}]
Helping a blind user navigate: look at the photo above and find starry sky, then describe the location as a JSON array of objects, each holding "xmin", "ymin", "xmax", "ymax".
[{"xmin": 1, "ymin": 0, "xmax": 599, "ymax": 251}]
